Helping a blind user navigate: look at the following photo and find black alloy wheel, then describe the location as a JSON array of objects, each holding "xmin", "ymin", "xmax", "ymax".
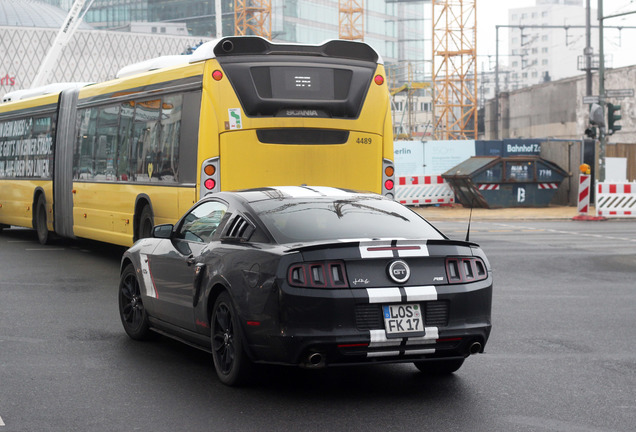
[
  {"xmin": 119, "ymin": 263, "xmax": 150, "ymax": 340},
  {"xmin": 211, "ymin": 291, "xmax": 251, "ymax": 386}
]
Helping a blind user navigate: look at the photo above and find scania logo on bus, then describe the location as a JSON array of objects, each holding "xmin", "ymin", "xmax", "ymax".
[
  {"xmin": 387, "ymin": 260, "xmax": 410, "ymax": 284},
  {"xmin": 286, "ymin": 109, "xmax": 319, "ymax": 117}
]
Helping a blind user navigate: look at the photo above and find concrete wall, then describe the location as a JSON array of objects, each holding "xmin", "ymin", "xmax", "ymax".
[{"xmin": 485, "ymin": 64, "xmax": 636, "ymax": 144}]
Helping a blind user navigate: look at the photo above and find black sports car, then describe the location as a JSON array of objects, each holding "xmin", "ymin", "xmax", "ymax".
[{"xmin": 119, "ymin": 186, "xmax": 492, "ymax": 385}]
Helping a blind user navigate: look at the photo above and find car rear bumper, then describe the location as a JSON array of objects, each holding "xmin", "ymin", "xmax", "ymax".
[{"xmin": 245, "ymin": 280, "xmax": 492, "ymax": 367}]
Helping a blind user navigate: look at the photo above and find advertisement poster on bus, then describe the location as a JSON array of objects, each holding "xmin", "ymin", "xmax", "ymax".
[{"xmin": 0, "ymin": 117, "xmax": 54, "ymax": 179}]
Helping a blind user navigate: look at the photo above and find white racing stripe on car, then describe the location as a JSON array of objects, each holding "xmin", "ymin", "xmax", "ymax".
[
  {"xmin": 367, "ymin": 328, "xmax": 439, "ymax": 357},
  {"xmin": 367, "ymin": 287, "xmax": 402, "ymax": 303},
  {"xmin": 270, "ymin": 186, "xmax": 324, "ymax": 198},
  {"xmin": 358, "ymin": 241, "xmax": 430, "ymax": 259},
  {"xmin": 369, "ymin": 329, "xmax": 403, "ymax": 348},
  {"xmin": 367, "ymin": 351, "xmax": 401, "ymax": 358},
  {"xmin": 366, "ymin": 286, "xmax": 438, "ymax": 303},
  {"xmin": 139, "ymin": 254, "xmax": 158, "ymax": 299},
  {"xmin": 304, "ymin": 186, "xmax": 353, "ymax": 196},
  {"xmin": 404, "ymin": 348, "xmax": 436, "ymax": 355},
  {"xmin": 359, "ymin": 241, "xmax": 394, "ymax": 258},
  {"xmin": 404, "ymin": 285, "xmax": 437, "ymax": 302},
  {"xmin": 406, "ymin": 327, "xmax": 439, "ymax": 343}
]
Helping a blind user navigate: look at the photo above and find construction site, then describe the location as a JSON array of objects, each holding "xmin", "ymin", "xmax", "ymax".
[{"xmin": 0, "ymin": 0, "xmax": 477, "ymax": 142}]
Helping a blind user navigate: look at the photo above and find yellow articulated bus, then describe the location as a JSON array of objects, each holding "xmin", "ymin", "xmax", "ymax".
[{"xmin": 0, "ymin": 36, "xmax": 394, "ymax": 247}]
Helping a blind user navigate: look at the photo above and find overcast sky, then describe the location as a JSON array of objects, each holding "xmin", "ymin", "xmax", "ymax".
[{"xmin": 476, "ymin": 0, "xmax": 636, "ymax": 71}]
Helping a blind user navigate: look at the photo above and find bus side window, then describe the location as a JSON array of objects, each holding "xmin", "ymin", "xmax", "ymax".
[
  {"xmin": 130, "ymin": 99, "xmax": 160, "ymax": 182},
  {"xmin": 117, "ymin": 101, "xmax": 134, "ymax": 181},
  {"xmin": 74, "ymin": 108, "xmax": 97, "ymax": 180},
  {"xmin": 94, "ymin": 105, "xmax": 119, "ymax": 181},
  {"xmin": 157, "ymin": 94, "xmax": 182, "ymax": 183}
]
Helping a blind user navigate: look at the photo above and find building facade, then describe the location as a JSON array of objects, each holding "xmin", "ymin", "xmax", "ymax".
[{"xmin": 507, "ymin": 0, "xmax": 595, "ymax": 90}]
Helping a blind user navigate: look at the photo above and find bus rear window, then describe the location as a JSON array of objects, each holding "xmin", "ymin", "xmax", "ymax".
[
  {"xmin": 270, "ymin": 67, "xmax": 335, "ymax": 100},
  {"xmin": 219, "ymin": 58, "xmax": 373, "ymax": 118}
]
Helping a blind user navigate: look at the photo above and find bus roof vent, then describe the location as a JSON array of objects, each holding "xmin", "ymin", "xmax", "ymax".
[
  {"xmin": 116, "ymin": 55, "xmax": 192, "ymax": 79},
  {"xmin": 188, "ymin": 36, "xmax": 382, "ymax": 64},
  {"xmin": 2, "ymin": 82, "xmax": 91, "ymax": 103}
]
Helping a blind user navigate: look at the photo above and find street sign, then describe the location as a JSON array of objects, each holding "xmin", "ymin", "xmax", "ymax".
[
  {"xmin": 606, "ymin": 89, "xmax": 634, "ymax": 98},
  {"xmin": 583, "ymin": 95, "xmax": 600, "ymax": 104}
]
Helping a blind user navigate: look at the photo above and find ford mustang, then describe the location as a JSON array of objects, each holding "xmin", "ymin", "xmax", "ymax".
[{"xmin": 118, "ymin": 186, "xmax": 492, "ymax": 385}]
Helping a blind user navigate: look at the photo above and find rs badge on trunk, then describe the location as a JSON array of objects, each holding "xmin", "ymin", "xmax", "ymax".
[{"xmin": 387, "ymin": 260, "xmax": 410, "ymax": 284}]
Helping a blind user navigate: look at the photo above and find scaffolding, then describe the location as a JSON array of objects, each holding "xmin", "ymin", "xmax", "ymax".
[
  {"xmin": 234, "ymin": 0, "xmax": 271, "ymax": 39},
  {"xmin": 389, "ymin": 63, "xmax": 431, "ymax": 138},
  {"xmin": 432, "ymin": 0, "xmax": 477, "ymax": 140},
  {"xmin": 339, "ymin": 0, "xmax": 364, "ymax": 41}
]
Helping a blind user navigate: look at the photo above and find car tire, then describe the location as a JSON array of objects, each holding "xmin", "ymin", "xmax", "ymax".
[
  {"xmin": 118, "ymin": 263, "xmax": 151, "ymax": 340},
  {"xmin": 35, "ymin": 195, "xmax": 49, "ymax": 245},
  {"xmin": 137, "ymin": 205, "xmax": 154, "ymax": 240},
  {"xmin": 211, "ymin": 291, "xmax": 252, "ymax": 386},
  {"xmin": 413, "ymin": 358, "xmax": 465, "ymax": 375}
]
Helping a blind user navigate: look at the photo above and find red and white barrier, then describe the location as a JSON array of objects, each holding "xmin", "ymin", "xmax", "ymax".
[
  {"xmin": 596, "ymin": 182, "xmax": 636, "ymax": 218},
  {"xmin": 478, "ymin": 184, "xmax": 499, "ymax": 191},
  {"xmin": 395, "ymin": 175, "xmax": 455, "ymax": 206},
  {"xmin": 577, "ymin": 174, "xmax": 591, "ymax": 214}
]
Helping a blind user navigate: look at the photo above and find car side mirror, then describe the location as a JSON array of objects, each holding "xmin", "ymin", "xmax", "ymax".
[{"xmin": 153, "ymin": 224, "xmax": 174, "ymax": 239}]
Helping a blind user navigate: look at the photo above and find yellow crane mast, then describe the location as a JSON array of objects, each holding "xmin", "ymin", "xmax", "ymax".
[
  {"xmin": 234, "ymin": 0, "xmax": 272, "ymax": 39},
  {"xmin": 432, "ymin": 0, "xmax": 477, "ymax": 140},
  {"xmin": 339, "ymin": 0, "xmax": 364, "ymax": 40}
]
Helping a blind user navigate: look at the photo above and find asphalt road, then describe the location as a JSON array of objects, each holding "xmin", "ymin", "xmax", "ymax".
[{"xmin": 1, "ymin": 219, "xmax": 635, "ymax": 432}]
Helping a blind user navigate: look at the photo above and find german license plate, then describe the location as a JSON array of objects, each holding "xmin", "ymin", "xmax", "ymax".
[{"xmin": 382, "ymin": 304, "xmax": 424, "ymax": 336}]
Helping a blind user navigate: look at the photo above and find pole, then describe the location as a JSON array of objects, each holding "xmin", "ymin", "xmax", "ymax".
[
  {"xmin": 494, "ymin": 25, "xmax": 500, "ymax": 140},
  {"xmin": 585, "ymin": 0, "xmax": 592, "ymax": 96},
  {"xmin": 598, "ymin": 0, "xmax": 606, "ymax": 182},
  {"xmin": 215, "ymin": 0, "xmax": 222, "ymax": 38}
]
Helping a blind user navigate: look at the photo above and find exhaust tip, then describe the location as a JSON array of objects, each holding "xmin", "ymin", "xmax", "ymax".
[
  {"xmin": 469, "ymin": 341, "xmax": 482, "ymax": 355},
  {"xmin": 302, "ymin": 352, "xmax": 326, "ymax": 368}
]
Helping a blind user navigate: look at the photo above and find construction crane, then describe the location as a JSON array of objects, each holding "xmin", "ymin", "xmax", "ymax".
[
  {"xmin": 234, "ymin": 0, "xmax": 272, "ymax": 39},
  {"xmin": 431, "ymin": 0, "xmax": 477, "ymax": 140},
  {"xmin": 389, "ymin": 63, "xmax": 431, "ymax": 138},
  {"xmin": 31, "ymin": 0, "xmax": 94, "ymax": 88},
  {"xmin": 339, "ymin": 0, "xmax": 364, "ymax": 40}
]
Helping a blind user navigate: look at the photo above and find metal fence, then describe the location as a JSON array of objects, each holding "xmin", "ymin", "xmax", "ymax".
[{"xmin": 1, "ymin": 26, "xmax": 211, "ymax": 97}]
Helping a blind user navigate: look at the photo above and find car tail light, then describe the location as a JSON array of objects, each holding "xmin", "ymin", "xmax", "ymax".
[
  {"xmin": 288, "ymin": 261, "xmax": 349, "ymax": 288},
  {"xmin": 446, "ymin": 257, "xmax": 487, "ymax": 283}
]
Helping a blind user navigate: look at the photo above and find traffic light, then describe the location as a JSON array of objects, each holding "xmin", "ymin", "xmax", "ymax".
[{"xmin": 608, "ymin": 103, "xmax": 622, "ymax": 134}]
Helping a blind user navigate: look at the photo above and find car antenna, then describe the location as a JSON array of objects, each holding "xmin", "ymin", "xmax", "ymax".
[{"xmin": 465, "ymin": 198, "xmax": 475, "ymax": 242}]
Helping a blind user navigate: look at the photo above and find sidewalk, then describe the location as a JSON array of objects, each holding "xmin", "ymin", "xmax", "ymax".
[{"xmin": 411, "ymin": 204, "xmax": 590, "ymax": 221}]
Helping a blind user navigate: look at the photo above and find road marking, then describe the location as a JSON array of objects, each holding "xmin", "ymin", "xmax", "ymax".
[
  {"xmin": 491, "ymin": 223, "xmax": 636, "ymax": 243},
  {"xmin": 0, "ymin": 414, "xmax": 5, "ymax": 426},
  {"xmin": 25, "ymin": 248, "xmax": 65, "ymax": 251}
]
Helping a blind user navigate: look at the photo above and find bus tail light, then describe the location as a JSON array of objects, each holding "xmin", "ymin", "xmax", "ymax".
[
  {"xmin": 212, "ymin": 70, "xmax": 223, "ymax": 81},
  {"xmin": 374, "ymin": 75, "xmax": 384, "ymax": 86},
  {"xmin": 200, "ymin": 157, "xmax": 220, "ymax": 199},
  {"xmin": 382, "ymin": 158, "xmax": 395, "ymax": 198}
]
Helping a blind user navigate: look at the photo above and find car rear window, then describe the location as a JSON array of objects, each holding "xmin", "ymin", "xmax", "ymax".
[{"xmin": 250, "ymin": 197, "xmax": 445, "ymax": 244}]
